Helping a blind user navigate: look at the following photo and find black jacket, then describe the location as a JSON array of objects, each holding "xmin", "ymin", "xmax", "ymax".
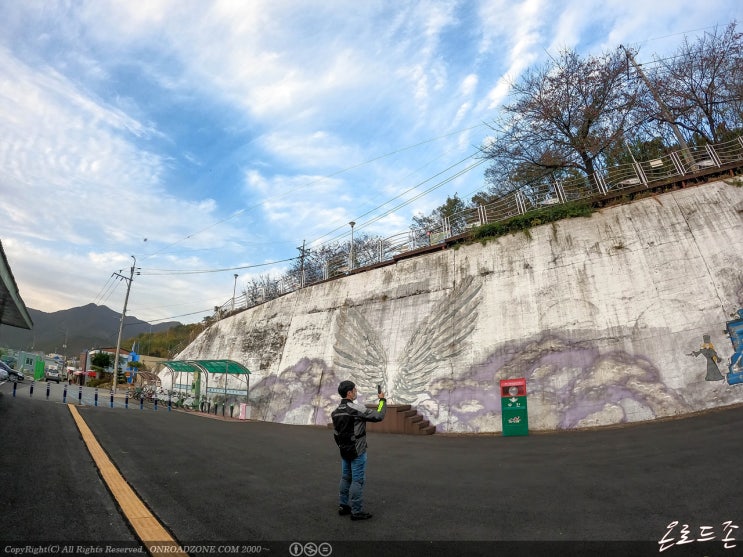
[{"xmin": 331, "ymin": 398, "xmax": 387, "ymax": 460}]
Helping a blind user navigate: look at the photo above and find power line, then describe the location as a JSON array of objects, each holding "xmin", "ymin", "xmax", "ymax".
[
  {"xmin": 353, "ymin": 159, "xmax": 487, "ymax": 235},
  {"xmin": 133, "ymin": 151, "xmax": 485, "ymax": 279},
  {"xmin": 139, "ymin": 122, "xmax": 490, "ymax": 260},
  {"xmin": 310, "ymin": 150, "xmax": 486, "ymax": 248},
  {"xmin": 138, "ymin": 256, "xmax": 298, "ymax": 276},
  {"xmin": 147, "ymin": 309, "xmax": 214, "ymax": 323},
  {"xmin": 95, "ymin": 276, "xmax": 122, "ymax": 307}
]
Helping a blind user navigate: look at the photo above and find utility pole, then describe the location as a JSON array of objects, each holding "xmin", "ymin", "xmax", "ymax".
[
  {"xmin": 112, "ymin": 256, "xmax": 137, "ymax": 395},
  {"xmin": 297, "ymin": 240, "xmax": 308, "ymax": 288},
  {"xmin": 620, "ymin": 45, "xmax": 694, "ymax": 166}
]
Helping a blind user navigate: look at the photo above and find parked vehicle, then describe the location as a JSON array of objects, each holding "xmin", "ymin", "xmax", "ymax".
[
  {"xmin": 45, "ymin": 368, "xmax": 61, "ymax": 383},
  {"xmin": 0, "ymin": 362, "xmax": 8, "ymax": 381},
  {"xmin": 1, "ymin": 360, "xmax": 23, "ymax": 381}
]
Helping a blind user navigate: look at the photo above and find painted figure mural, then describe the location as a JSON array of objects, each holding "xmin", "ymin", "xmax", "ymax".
[{"xmin": 687, "ymin": 335, "xmax": 725, "ymax": 381}]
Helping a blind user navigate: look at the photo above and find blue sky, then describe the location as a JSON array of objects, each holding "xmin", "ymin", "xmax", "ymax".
[{"xmin": 0, "ymin": 1, "xmax": 740, "ymax": 326}]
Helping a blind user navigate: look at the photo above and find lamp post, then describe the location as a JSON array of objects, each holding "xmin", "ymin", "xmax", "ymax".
[
  {"xmin": 349, "ymin": 221, "xmax": 356, "ymax": 272},
  {"xmin": 232, "ymin": 273, "xmax": 238, "ymax": 311}
]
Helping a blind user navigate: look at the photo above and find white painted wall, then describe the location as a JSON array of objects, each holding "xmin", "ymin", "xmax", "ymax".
[{"xmin": 168, "ymin": 180, "xmax": 743, "ymax": 432}]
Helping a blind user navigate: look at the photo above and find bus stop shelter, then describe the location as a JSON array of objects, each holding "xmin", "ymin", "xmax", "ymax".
[{"xmin": 160, "ymin": 359, "xmax": 252, "ymax": 403}]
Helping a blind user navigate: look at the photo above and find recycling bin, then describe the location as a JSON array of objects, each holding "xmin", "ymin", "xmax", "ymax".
[{"xmin": 500, "ymin": 378, "xmax": 528, "ymax": 436}]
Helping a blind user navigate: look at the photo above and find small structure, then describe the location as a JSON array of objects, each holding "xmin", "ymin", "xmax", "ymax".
[
  {"xmin": 160, "ymin": 359, "xmax": 251, "ymax": 406},
  {"xmin": 17, "ymin": 351, "xmax": 45, "ymax": 380}
]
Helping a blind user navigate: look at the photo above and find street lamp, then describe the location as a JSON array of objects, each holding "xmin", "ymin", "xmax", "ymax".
[
  {"xmin": 232, "ymin": 273, "xmax": 238, "ymax": 312},
  {"xmin": 349, "ymin": 221, "xmax": 356, "ymax": 271}
]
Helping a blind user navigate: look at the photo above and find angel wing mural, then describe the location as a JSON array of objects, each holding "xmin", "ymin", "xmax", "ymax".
[
  {"xmin": 333, "ymin": 304, "xmax": 387, "ymax": 395},
  {"xmin": 333, "ymin": 276, "xmax": 482, "ymax": 404}
]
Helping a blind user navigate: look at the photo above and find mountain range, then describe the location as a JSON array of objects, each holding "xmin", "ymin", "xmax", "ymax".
[{"xmin": 0, "ymin": 303, "xmax": 181, "ymax": 356}]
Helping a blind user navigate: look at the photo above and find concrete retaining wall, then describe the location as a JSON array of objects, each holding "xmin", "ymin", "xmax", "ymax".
[{"xmin": 167, "ymin": 180, "xmax": 743, "ymax": 432}]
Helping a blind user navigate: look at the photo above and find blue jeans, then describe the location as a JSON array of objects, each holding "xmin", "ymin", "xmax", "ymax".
[{"xmin": 339, "ymin": 451, "xmax": 367, "ymax": 514}]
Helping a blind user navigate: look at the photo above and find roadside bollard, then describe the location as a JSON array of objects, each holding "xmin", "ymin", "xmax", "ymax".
[
  {"xmin": 230, "ymin": 404, "xmax": 234, "ymax": 418},
  {"xmin": 139, "ymin": 396, "xmax": 144, "ymax": 410},
  {"xmin": 63, "ymin": 384, "xmax": 68, "ymax": 403},
  {"xmin": 110, "ymin": 390, "xmax": 114, "ymax": 408},
  {"xmin": 168, "ymin": 395, "xmax": 172, "ymax": 412},
  {"xmin": 46, "ymin": 382, "xmax": 51, "ymax": 399},
  {"xmin": 12, "ymin": 381, "xmax": 17, "ymax": 397},
  {"xmin": 29, "ymin": 380, "xmax": 35, "ymax": 397},
  {"xmin": 78, "ymin": 385, "xmax": 82, "ymax": 405},
  {"xmin": 94, "ymin": 388, "xmax": 98, "ymax": 407},
  {"xmin": 222, "ymin": 403, "xmax": 225, "ymax": 417},
  {"xmin": 154, "ymin": 397, "xmax": 158, "ymax": 411},
  {"xmin": 125, "ymin": 390, "xmax": 129, "ymax": 409}
]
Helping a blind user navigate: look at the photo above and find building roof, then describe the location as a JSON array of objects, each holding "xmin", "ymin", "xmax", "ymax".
[
  {"xmin": 0, "ymin": 240, "xmax": 33, "ymax": 330},
  {"xmin": 92, "ymin": 347, "xmax": 132, "ymax": 355},
  {"xmin": 161, "ymin": 359, "xmax": 251, "ymax": 374}
]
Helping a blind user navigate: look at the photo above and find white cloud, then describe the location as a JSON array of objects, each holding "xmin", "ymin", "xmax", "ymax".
[
  {"xmin": 0, "ymin": 0, "xmax": 740, "ymax": 325},
  {"xmin": 461, "ymin": 74, "xmax": 479, "ymax": 96},
  {"xmin": 0, "ymin": 46, "xmax": 251, "ymax": 322},
  {"xmin": 243, "ymin": 170, "xmax": 351, "ymax": 238},
  {"xmin": 258, "ymin": 130, "xmax": 360, "ymax": 170}
]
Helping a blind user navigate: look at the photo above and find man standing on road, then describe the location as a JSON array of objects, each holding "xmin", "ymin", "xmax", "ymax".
[{"xmin": 331, "ymin": 380, "xmax": 386, "ymax": 521}]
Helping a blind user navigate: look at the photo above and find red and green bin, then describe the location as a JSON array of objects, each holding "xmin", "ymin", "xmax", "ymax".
[{"xmin": 500, "ymin": 378, "xmax": 528, "ymax": 436}]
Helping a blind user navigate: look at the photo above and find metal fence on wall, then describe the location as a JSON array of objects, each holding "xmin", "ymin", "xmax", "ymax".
[{"xmin": 215, "ymin": 135, "xmax": 743, "ymax": 319}]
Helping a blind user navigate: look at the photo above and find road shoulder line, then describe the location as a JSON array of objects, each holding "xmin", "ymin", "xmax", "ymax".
[{"xmin": 68, "ymin": 404, "xmax": 188, "ymax": 557}]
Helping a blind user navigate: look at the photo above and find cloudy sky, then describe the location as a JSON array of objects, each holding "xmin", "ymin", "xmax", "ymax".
[{"xmin": 0, "ymin": 1, "xmax": 739, "ymax": 326}]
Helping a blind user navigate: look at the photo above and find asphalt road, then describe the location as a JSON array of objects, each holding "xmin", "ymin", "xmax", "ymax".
[
  {"xmin": 2, "ymin": 380, "xmax": 743, "ymax": 557},
  {"xmin": 0, "ymin": 383, "xmax": 135, "ymax": 542}
]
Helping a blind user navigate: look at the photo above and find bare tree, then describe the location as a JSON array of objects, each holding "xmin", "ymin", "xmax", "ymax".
[
  {"xmin": 412, "ymin": 194, "xmax": 470, "ymax": 235},
  {"xmin": 283, "ymin": 233, "xmax": 390, "ymax": 285},
  {"xmin": 645, "ymin": 22, "xmax": 743, "ymax": 144},
  {"xmin": 350, "ymin": 233, "xmax": 387, "ymax": 268},
  {"xmin": 243, "ymin": 274, "xmax": 282, "ymax": 306},
  {"xmin": 481, "ymin": 48, "xmax": 644, "ymax": 193}
]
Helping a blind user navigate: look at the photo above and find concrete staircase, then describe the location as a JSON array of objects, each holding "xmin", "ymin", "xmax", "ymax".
[{"xmin": 364, "ymin": 404, "xmax": 436, "ymax": 435}]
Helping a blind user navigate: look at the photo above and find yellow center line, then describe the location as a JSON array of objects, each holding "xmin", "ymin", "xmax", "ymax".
[{"xmin": 68, "ymin": 404, "xmax": 189, "ymax": 557}]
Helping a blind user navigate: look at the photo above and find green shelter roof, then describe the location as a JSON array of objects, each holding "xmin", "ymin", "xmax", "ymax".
[{"xmin": 161, "ymin": 359, "xmax": 251, "ymax": 374}]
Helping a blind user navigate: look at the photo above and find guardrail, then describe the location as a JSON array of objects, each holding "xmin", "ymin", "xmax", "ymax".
[
  {"xmin": 214, "ymin": 136, "xmax": 743, "ymax": 320},
  {"xmin": 5, "ymin": 380, "xmax": 245, "ymax": 417}
]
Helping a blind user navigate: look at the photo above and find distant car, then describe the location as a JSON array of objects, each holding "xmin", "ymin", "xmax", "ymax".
[
  {"xmin": 0, "ymin": 360, "xmax": 23, "ymax": 382},
  {"xmin": 45, "ymin": 368, "xmax": 61, "ymax": 383}
]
